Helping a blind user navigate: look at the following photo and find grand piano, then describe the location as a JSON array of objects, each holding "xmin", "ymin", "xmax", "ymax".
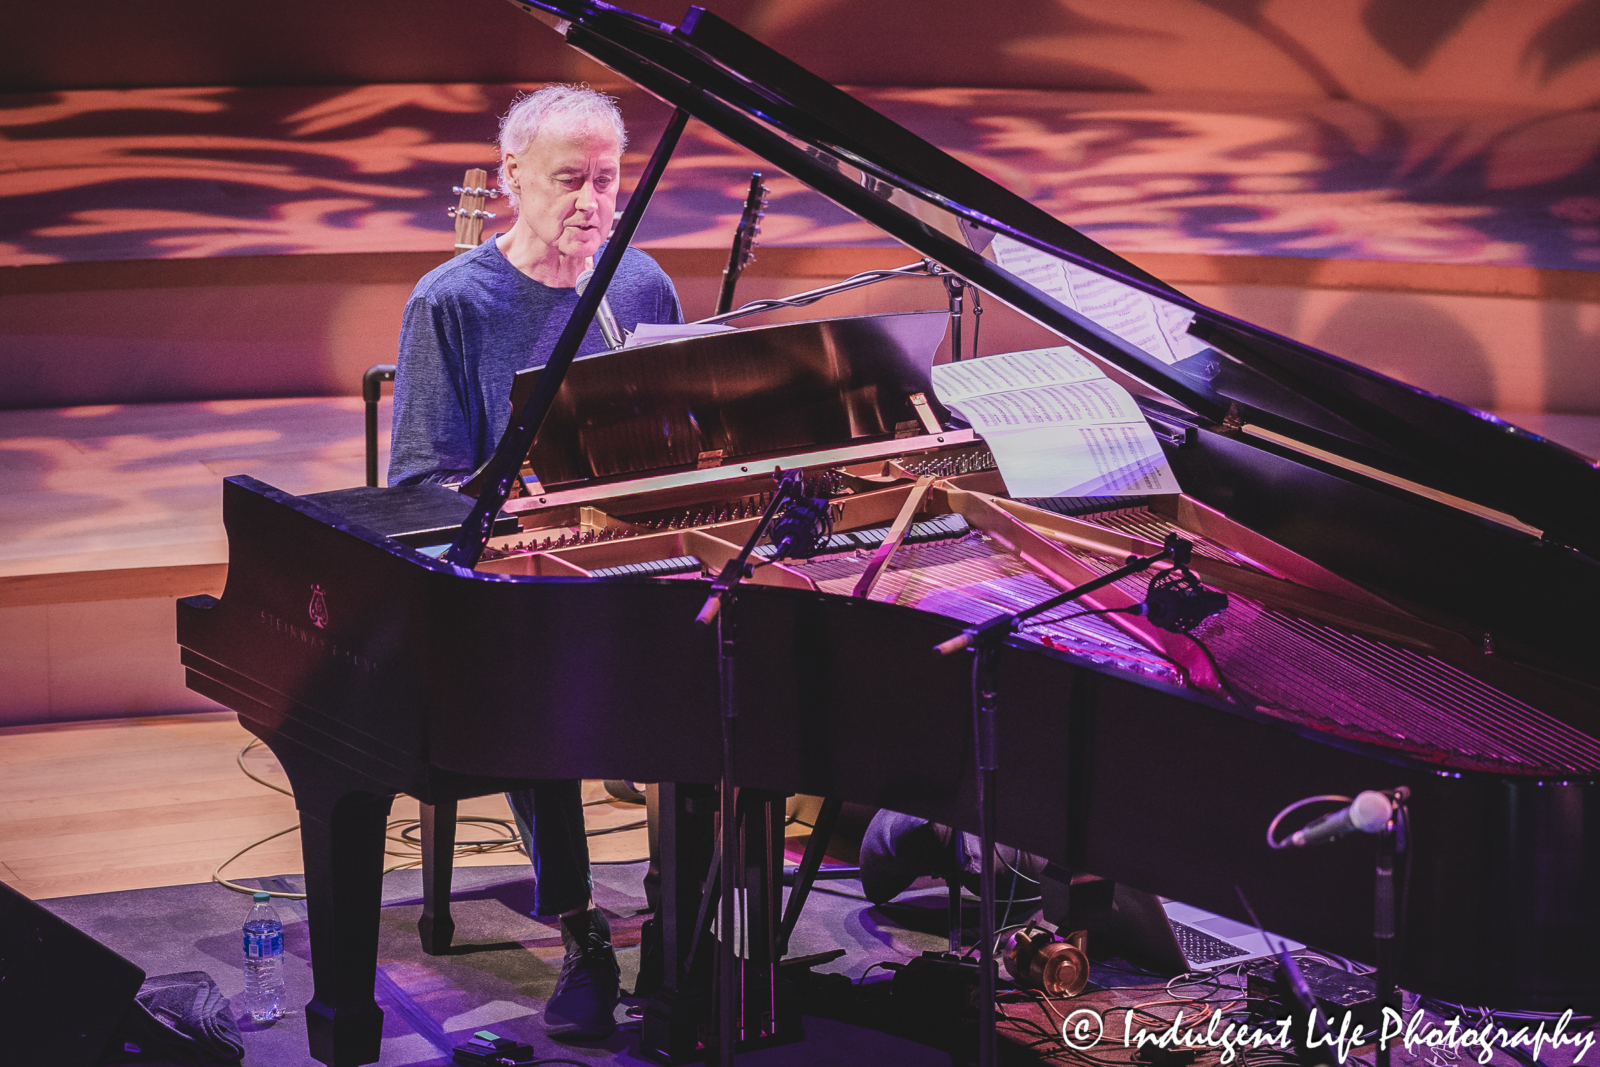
[{"xmin": 176, "ymin": 3, "xmax": 1600, "ymax": 1065}]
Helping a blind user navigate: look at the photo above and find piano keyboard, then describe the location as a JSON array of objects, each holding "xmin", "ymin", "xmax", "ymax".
[{"xmin": 589, "ymin": 555, "xmax": 705, "ymax": 578}]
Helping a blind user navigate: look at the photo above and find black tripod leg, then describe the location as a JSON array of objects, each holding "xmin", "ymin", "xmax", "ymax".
[
  {"xmin": 641, "ymin": 782, "xmax": 718, "ymax": 1063},
  {"xmin": 948, "ymin": 873, "xmax": 965, "ymax": 954},
  {"xmin": 417, "ymin": 799, "xmax": 457, "ymax": 956},
  {"xmin": 778, "ymin": 796, "xmax": 842, "ymax": 957},
  {"xmin": 972, "ymin": 646, "xmax": 999, "ymax": 1067}
]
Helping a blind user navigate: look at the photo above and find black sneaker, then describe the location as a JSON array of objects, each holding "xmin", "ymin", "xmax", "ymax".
[{"xmin": 544, "ymin": 909, "xmax": 621, "ymax": 1039}]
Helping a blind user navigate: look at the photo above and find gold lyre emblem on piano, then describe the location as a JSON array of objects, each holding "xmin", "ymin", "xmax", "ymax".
[{"xmin": 308, "ymin": 584, "xmax": 329, "ymax": 630}]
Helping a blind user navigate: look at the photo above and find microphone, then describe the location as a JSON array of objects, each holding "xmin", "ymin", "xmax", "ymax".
[
  {"xmin": 574, "ymin": 268, "xmax": 625, "ymax": 350},
  {"xmin": 1144, "ymin": 566, "xmax": 1229, "ymax": 633},
  {"xmin": 1286, "ymin": 791, "xmax": 1394, "ymax": 848},
  {"xmin": 768, "ymin": 484, "xmax": 832, "ymax": 560}
]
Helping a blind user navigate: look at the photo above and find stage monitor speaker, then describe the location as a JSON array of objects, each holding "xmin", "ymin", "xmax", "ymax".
[{"xmin": 0, "ymin": 877, "xmax": 146, "ymax": 1066}]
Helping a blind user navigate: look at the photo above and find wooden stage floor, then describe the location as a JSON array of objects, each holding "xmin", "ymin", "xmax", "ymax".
[{"xmin": 0, "ymin": 710, "xmax": 646, "ymax": 901}]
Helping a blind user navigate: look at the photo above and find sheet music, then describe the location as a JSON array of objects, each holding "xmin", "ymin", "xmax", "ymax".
[
  {"xmin": 928, "ymin": 345, "xmax": 1103, "ymax": 400},
  {"xmin": 932, "ymin": 346, "xmax": 1182, "ymax": 498},
  {"xmin": 991, "ymin": 235, "xmax": 1205, "ymax": 366},
  {"xmin": 623, "ymin": 322, "xmax": 736, "ymax": 348}
]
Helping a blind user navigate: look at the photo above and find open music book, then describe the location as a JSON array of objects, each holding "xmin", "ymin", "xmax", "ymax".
[{"xmin": 932, "ymin": 346, "xmax": 1182, "ymax": 497}]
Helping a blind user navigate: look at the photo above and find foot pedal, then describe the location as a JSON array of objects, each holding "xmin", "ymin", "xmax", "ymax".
[{"xmin": 452, "ymin": 1030, "xmax": 537, "ymax": 1065}]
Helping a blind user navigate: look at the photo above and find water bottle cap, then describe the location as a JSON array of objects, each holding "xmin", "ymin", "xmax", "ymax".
[{"xmin": 253, "ymin": 891, "xmax": 271, "ymax": 903}]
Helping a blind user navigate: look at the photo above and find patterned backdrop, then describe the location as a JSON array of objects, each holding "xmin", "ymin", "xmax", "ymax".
[{"xmin": 2, "ymin": 0, "xmax": 1597, "ymax": 269}]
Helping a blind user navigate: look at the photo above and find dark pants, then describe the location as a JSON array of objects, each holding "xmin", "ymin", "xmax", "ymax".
[
  {"xmin": 859, "ymin": 809, "xmax": 1045, "ymax": 907},
  {"xmin": 506, "ymin": 779, "xmax": 593, "ymax": 916}
]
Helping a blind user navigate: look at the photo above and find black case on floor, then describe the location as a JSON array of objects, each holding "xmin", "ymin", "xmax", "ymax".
[{"xmin": 0, "ymin": 878, "xmax": 146, "ymax": 1067}]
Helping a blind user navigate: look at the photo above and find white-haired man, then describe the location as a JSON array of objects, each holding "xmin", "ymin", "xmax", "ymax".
[{"xmin": 389, "ymin": 85, "xmax": 684, "ymax": 1039}]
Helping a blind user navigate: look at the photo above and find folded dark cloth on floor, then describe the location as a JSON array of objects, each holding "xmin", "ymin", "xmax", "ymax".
[{"xmin": 101, "ymin": 971, "xmax": 244, "ymax": 1065}]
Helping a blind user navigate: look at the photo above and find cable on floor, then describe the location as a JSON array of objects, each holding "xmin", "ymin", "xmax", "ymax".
[{"xmin": 217, "ymin": 739, "xmax": 648, "ymax": 898}]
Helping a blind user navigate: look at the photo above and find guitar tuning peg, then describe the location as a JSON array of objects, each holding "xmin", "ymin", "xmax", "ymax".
[
  {"xmin": 485, "ymin": 189, "xmax": 500, "ymax": 199},
  {"xmin": 451, "ymin": 186, "xmax": 464, "ymax": 195}
]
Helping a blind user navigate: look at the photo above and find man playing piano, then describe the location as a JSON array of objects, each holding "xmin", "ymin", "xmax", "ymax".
[{"xmin": 389, "ymin": 85, "xmax": 683, "ymax": 1039}]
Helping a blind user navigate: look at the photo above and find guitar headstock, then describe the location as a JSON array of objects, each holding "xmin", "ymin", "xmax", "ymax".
[
  {"xmin": 716, "ymin": 172, "xmax": 769, "ymax": 315},
  {"xmin": 731, "ymin": 171, "xmax": 768, "ymax": 276},
  {"xmin": 448, "ymin": 167, "xmax": 499, "ymax": 255}
]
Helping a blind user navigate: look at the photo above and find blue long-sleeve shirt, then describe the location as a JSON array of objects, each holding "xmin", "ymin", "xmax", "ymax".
[{"xmin": 388, "ymin": 239, "xmax": 682, "ymax": 486}]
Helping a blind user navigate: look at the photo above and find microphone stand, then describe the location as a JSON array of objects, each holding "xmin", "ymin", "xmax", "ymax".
[
  {"xmin": 933, "ymin": 533, "xmax": 1192, "ymax": 1067},
  {"xmin": 943, "ymin": 273, "xmax": 966, "ymax": 362},
  {"xmin": 1373, "ymin": 787, "xmax": 1409, "ymax": 1067},
  {"xmin": 695, "ymin": 470, "xmax": 808, "ymax": 1067}
]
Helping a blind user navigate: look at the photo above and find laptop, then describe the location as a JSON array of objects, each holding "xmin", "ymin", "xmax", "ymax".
[
  {"xmin": 1100, "ymin": 885, "xmax": 1304, "ymax": 972},
  {"xmin": 1164, "ymin": 899, "xmax": 1304, "ymax": 970}
]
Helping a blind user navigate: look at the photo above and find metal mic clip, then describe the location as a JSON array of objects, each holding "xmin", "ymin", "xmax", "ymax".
[{"xmin": 574, "ymin": 268, "xmax": 625, "ymax": 350}]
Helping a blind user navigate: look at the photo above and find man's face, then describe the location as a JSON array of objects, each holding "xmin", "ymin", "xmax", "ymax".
[{"xmin": 505, "ymin": 120, "xmax": 622, "ymax": 263}]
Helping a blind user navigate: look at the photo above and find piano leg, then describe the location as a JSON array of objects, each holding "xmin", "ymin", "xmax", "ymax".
[
  {"xmin": 268, "ymin": 740, "xmax": 395, "ymax": 1067},
  {"xmin": 417, "ymin": 799, "xmax": 458, "ymax": 955}
]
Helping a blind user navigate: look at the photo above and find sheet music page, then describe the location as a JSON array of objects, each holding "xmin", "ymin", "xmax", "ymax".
[
  {"xmin": 991, "ymin": 234, "xmax": 1205, "ymax": 366},
  {"xmin": 932, "ymin": 346, "xmax": 1182, "ymax": 498},
  {"xmin": 929, "ymin": 345, "xmax": 1102, "ymax": 401},
  {"xmin": 623, "ymin": 322, "xmax": 736, "ymax": 348}
]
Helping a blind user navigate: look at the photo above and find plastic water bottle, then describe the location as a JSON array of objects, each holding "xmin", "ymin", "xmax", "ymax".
[{"xmin": 242, "ymin": 891, "xmax": 285, "ymax": 1021}]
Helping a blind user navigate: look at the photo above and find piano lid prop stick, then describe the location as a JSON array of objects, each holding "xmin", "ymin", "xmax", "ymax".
[{"xmin": 444, "ymin": 107, "xmax": 690, "ymax": 569}]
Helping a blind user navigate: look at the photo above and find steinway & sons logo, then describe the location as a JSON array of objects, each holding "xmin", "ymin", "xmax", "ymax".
[
  {"xmin": 308, "ymin": 584, "xmax": 329, "ymax": 629},
  {"xmin": 255, "ymin": 582, "xmax": 380, "ymax": 674}
]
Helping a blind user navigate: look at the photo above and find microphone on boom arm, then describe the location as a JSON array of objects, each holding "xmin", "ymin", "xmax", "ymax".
[
  {"xmin": 573, "ymin": 268, "xmax": 625, "ymax": 350},
  {"xmin": 1143, "ymin": 567, "xmax": 1230, "ymax": 633},
  {"xmin": 767, "ymin": 473, "xmax": 832, "ymax": 561},
  {"xmin": 1133, "ymin": 535, "xmax": 1229, "ymax": 634},
  {"xmin": 694, "ymin": 469, "xmax": 832, "ymax": 628}
]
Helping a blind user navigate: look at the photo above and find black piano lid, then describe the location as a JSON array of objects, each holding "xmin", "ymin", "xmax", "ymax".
[{"xmin": 502, "ymin": 0, "xmax": 1600, "ymax": 558}]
